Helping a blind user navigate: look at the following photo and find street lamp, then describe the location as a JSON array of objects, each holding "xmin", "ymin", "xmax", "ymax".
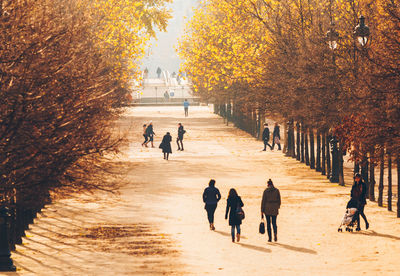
[
  {"xmin": 354, "ymin": 15, "xmax": 370, "ymax": 47},
  {"xmin": 326, "ymin": 23, "xmax": 339, "ymax": 50}
]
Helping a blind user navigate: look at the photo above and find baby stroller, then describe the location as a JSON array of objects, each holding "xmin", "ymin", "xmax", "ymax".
[{"xmin": 337, "ymin": 199, "xmax": 359, "ymax": 232}]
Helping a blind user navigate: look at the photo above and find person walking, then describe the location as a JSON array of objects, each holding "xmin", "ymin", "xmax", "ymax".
[
  {"xmin": 225, "ymin": 188, "xmax": 244, "ymax": 242},
  {"xmin": 144, "ymin": 121, "xmax": 155, "ymax": 148},
  {"xmin": 183, "ymin": 99, "xmax": 190, "ymax": 117},
  {"xmin": 141, "ymin": 124, "xmax": 148, "ymax": 147},
  {"xmin": 262, "ymin": 123, "xmax": 272, "ymax": 151},
  {"xmin": 272, "ymin": 123, "xmax": 281, "ymax": 150},
  {"xmin": 159, "ymin": 132, "xmax": 172, "ymax": 160},
  {"xmin": 261, "ymin": 179, "xmax": 281, "ymax": 242},
  {"xmin": 202, "ymin": 179, "xmax": 221, "ymax": 230},
  {"xmin": 164, "ymin": 91, "xmax": 170, "ymax": 102},
  {"xmin": 351, "ymin": 173, "xmax": 369, "ymax": 231},
  {"xmin": 177, "ymin": 123, "xmax": 186, "ymax": 151}
]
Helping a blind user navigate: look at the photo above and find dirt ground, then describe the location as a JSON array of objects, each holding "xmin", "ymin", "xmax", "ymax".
[{"xmin": 6, "ymin": 106, "xmax": 400, "ymax": 276}]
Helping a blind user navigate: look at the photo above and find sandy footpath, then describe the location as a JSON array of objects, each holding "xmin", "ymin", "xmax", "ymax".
[{"xmin": 5, "ymin": 106, "xmax": 400, "ymax": 276}]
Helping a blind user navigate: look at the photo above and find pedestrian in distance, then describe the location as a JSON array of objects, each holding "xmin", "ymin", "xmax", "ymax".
[
  {"xmin": 261, "ymin": 179, "xmax": 281, "ymax": 242},
  {"xmin": 272, "ymin": 123, "xmax": 281, "ymax": 150},
  {"xmin": 351, "ymin": 173, "xmax": 369, "ymax": 231},
  {"xmin": 225, "ymin": 188, "xmax": 244, "ymax": 242},
  {"xmin": 164, "ymin": 91, "xmax": 170, "ymax": 102},
  {"xmin": 141, "ymin": 124, "xmax": 148, "ymax": 147},
  {"xmin": 177, "ymin": 123, "xmax": 186, "ymax": 151},
  {"xmin": 262, "ymin": 123, "xmax": 272, "ymax": 151},
  {"xmin": 144, "ymin": 121, "xmax": 155, "ymax": 148},
  {"xmin": 202, "ymin": 179, "xmax": 221, "ymax": 230},
  {"xmin": 159, "ymin": 132, "xmax": 172, "ymax": 160},
  {"xmin": 183, "ymin": 99, "xmax": 190, "ymax": 117}
]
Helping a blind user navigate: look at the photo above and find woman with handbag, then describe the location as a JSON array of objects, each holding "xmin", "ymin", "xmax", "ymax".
[
  {"xmin": 261, "ymin": 179, "xmax": 281, "ymax": 242},
  {"xmin": 225, "ymin": 188, "xmax": 244, "ymax": 243}
]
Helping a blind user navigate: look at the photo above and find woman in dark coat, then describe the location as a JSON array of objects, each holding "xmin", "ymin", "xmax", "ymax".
[
  {"xmin": 225, "ymin": 188, "xmax": 244, "ymax": 242},
  {"xmin": 261, "ymin": 179, "xmax": 281, "ymax": 242},
  {"xmin": 350, "ymin": 173, "xmax": 369, "ymax": 231},
  {"xmin": 159, "ymin": 132, "xmax": 172, "ymax": 160}
]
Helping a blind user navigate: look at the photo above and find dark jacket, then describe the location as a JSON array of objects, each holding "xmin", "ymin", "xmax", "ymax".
[
  {"xmin": 146, "ymin": 124, "xmax": 155, "ymax": 137},
  {"xmin": 351, "ymin": 180, "xmax": 367, "ymax": 205},
  {"xmin": 160, "ymin": 134, "xmax": 172, "ymax": 153},
  {"xmin": 225, "ymin": 196, "xmax": 244, "ymax": 226},
  {"xmin": 178, "ymin": 125, "xmax": 185, "ymax": 139},
  {"xmin": 273, "ymin": 125, "xmax": 280, "ymax": 139},
  {"xmin": 203, "ymin": 186, "xmax": 221, "ymax": 205},
  {"xmin": 262, "ymin": 127, "xmax": 270, "ymax": 141},
  {"xmin": 261, "ymin": 186, "xmax": 281, "ymax": 216}
]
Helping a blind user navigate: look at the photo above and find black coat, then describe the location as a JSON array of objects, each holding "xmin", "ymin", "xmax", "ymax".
[
  {"xmin": 160, "ymin": 134, "xmax": 172, "ymax": 153},
  {"xmin": 351, "ymin": 180, "xmax": 367, "ymax": 205},
  {"xmin": 262, "ymin": 128, "xmax": 270, "ymax": 141},
  {"xmin": 178, "ymin": 125, "xmax": 185, "ymax": 140},
  {"xmin": 225, "ymin": 196, "xmax": 244, "ymax": 226},
  {"xmin": 273, "ymin": 125, "xmax": 280, "ymax": 139},
  {"xmin": 203, "ymin": 186, "xmax": 221, "ymax": 205},
  {"xmin": 146, "ymin": 125, "xmax": 155, "ymax": 136}
]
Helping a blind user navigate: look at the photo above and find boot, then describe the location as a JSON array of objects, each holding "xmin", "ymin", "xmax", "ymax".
[
  {"xmin": 273, "ymin": 227, "xmax": 278, "ymax": 242},
  {"xmin": 236, "ymin": 233, "xmax": 240, "ymax": 242},
  {"xmin": 267, "ymin": 227, "xmax": 272, "ymax": 242}
]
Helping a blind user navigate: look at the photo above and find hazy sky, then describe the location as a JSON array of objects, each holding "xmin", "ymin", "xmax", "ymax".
[{"xmin": 142, "ymin": 0, "xmax": 198, "ymax": 77}]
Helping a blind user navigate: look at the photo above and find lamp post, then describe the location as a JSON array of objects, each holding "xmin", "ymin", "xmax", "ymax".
[
  {"xmin": 326, "ymin": 23, "xmax": 340, "ymax": 183},
  {"xmin": 354, "ymin": 15, "xmax": 370, "ymax": 47}
]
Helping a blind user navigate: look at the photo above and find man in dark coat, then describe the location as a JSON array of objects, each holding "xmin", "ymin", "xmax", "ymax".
[
  {"xmin": 351, "ymin": 173, "xmax": 369, "ymax": 231},
  {"xmin": 261, "ymin": 179, "xmax": 281, "ymax": 242},
  {"xmin": 177, "ymin": 123, "xmax": 186, "ymax": 151},
  {"xmin": 272, "ymin": 123, "xmax": 281, "ymax": 150},
  {"xmin": 262, "ymin": 123, "xmax": 272, "ymax": 151},
  {"xmin": 202, "ymin": 179, "xmax": 221, "ymax": 230}
]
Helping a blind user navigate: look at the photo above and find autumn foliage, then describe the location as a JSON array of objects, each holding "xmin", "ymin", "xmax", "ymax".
[
  {"xmin": 0, "ymin": 0, "xmax": 171, "ymax": 247},
  {"xmin": 179, "ymin": 0, "xmax": 399, "ymax": 214}
]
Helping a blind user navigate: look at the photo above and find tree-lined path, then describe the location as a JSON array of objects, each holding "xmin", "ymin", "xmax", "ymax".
[{"xmin": 8, "ymin": 106, "xmax": 400, "ymax": 275}]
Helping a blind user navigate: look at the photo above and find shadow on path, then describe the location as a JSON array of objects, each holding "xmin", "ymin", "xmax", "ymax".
[
  {"xmin": 354, "ymin": 230, "xmax": 400, "ymax": 241},
  {"xmin": 214, "ymin": 230, "xmax": 247, "ymax": 240},
  {"xmin": 269, "ymin": 242, "xmax": 317, "ymax": 255},
  {"xmin": 238, "ymin": 243, "xmax": 271, "ymax": 253}
]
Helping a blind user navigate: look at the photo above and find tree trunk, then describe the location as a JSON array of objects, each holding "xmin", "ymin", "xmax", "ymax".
[
  {"xmin": 397, "ymin": 155, "xmax": 400, "ymax": 218},
  {"xmin": 290, "ymin": 120, "xmax": 296, "ymax": 158},
  {"xmin": 316, "ymin": 130, "xmax": 322, "ymax": 172},
  {"xmin": 321, "ymin": 133, "xmax": 326, "ymax": 175},
  {"xmin": 301, "ymin": 123, "xmax": 305, "ymax": 163},
  {"xmin": 305, "ymin": 126, "xmax": 310, "ymax": 166},
  {"xmin": 388, "ymin": 151, "xmax": 392, "ymax": 211},
  {"xmin": 283, "ymin": 121, "xmax": 288, "ymax": 154},
  {"xmin": 338, "ymin": 143, "xmax": 345, "ymax": 186},
  {"xmin": 309, "ymin": 128, "xmax": 315, "ymax": 169},
  {"xmin": 326, "ymin": 133, "xmax": 331, "ymax": 179},
  {"xmin": 296, "ymin": 122, "xmax": 300, "ymax": 161},
  {"xmin": 369, "ymin": 150, "xmax": 375, "ymax": 201},
  {"xmin": 378, "ymin": 147, "xmax": 384, "ymax": 207},
  {"xmin": 361, "ymin": 155, "xmax": 369, "ymax": 195}
]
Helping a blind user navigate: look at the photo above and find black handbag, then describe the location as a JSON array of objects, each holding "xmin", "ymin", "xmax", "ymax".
[
  {"xmin": 236, "ymin": 206, "xmax": 245, "ymax": 220},
  {"xmin": 259, "ymin": 221, "xmax": 265, "ymax": 234}
]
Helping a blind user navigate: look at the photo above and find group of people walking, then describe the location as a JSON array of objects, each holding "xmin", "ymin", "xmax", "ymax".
[
  {"xmin": 262, "ymin": 123, "xmax": 281, "ymax": 151},
  {"xmin": 202, "ymin": 173, "xmax": 370, "ymax": 244},
  {"xmin": 202, "ymin": 179, "xmax": 281, "ymax": 243},
  {"xmin": 141, "ymin": 122, "xmax": 186, "ymax": 160}
]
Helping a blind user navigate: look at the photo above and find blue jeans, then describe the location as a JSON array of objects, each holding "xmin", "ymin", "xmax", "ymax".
[{"xmin": 231, "ymin": 225, "xmax": 241, "ymax": 240}]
